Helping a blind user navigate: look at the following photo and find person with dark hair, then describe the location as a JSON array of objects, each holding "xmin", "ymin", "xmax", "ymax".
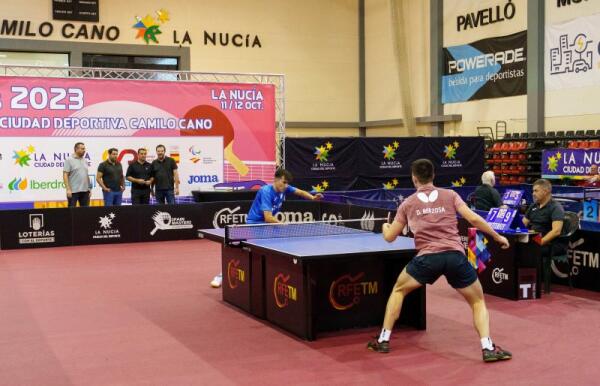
[
  {"xmin": 151, "ymin": 144, "xmax": 179, "ymax": 204},
  {"xmin": 367, "ymin": 159, "xmax": 513, "ymax": 362},
  {"xmin": 126, "ymin": 148, "xmax": 153, "ymax": 205},
  {"xmin": 523, "ymin": 179, "xmax": 564, "ymax": 254},
  {"xmin": 63, "ymin": 142, "xmax": 91, "ymax": 207},
  {"xmin": 210, "ymin": 168, "xmax": 323, "ymax": 288},
  {"xmin": 473, "ymin": 171, "xmax": 503, "ymax": 211},
  {"xmin": 97, "ymin": 148, "xmax": 124, "ymax": 206}
]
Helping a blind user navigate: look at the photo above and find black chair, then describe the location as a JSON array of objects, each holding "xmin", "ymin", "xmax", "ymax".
[
  {"xmin": 565, "ymin": 130, "xmax": 575, "ymax": 137},
  {"xmin": 543, "ymin": 211, "xmax": 580, "ymax": 294},
  {"xmin": 537, "ymin": 132, "xmax": 546, "ymax": 138},
  {"xmin": 504, "ymin": 133, "xmax": 513, "ymax": 139},
  {"xmin": 556, "ymin": 131, "xmax": 565, "ymax": 137},
  {"xmin": 596, "ymin": 129, "xmax": 600, "ymax": 136},
  {"xmin": 546, "ymin": 131, "xmax": 556, "ymax": 137},
  {"xmin": 585, "ymin": 130, "xmax": 595, "ymax": 137},
  {"xmin": 521, "ymin": 132, "xmax": 529, "ymax": 138},
  {"xmin": 467, "ymin": 192, "xmax": 477, "ymax": 210}
]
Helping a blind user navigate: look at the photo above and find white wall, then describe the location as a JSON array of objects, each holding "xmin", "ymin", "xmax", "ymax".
[
  {"xmin": 0, "ymin": 0, "xmax": 359, "ymax": 128},
  {"xmin": 365, "ymin": 0, "xmax": 431, "ymax": 136}
]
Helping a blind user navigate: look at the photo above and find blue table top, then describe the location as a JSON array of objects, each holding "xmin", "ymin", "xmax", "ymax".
[{"xmin": 199, "ymin": 228, "xmax": 416, "ymax": 258}]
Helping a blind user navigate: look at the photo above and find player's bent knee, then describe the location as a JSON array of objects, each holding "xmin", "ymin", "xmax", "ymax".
[
  {"xmin": 393, "ymin": 270, "xmax": 421, "ymax": 295},
  {"xmin": 457, "ymin": 280, "xmax": 486, "ymax": 306}
]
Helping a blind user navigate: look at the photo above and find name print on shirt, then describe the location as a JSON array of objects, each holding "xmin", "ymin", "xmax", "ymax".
[
  {"xmin": 416, "ymin": 207, "xmax": 447, "ymax": 216},
  {"xmin": 415, "ymin": 189, "xmax": 446, "ymax": 216}
]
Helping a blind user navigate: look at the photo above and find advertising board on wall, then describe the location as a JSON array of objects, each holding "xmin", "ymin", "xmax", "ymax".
[
  {"xmin": 545, "ymin": 13, "xmax": 600, "ymax": 91},
  {"xmin": 443, "ymin": 30, "xmax": 527, "ymax": 103},
  {"xmin": 0, "ymin": 76, "xmax": 276, "ymax": 207}
]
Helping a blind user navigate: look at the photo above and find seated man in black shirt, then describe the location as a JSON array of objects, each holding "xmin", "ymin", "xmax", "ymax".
[
  {"xmin": 473, "ymin": 171, "xmax": 503, "ymax": 211},
  {"xmin": 523, "ymin": 179, "xmax": 565, "ymax": 255}
]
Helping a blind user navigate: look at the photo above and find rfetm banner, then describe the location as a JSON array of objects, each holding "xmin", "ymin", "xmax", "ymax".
[
  {"xmin": 0, "ymin": 76, "xmax": 276, "ymax": 206},
  {"xmin": 545, "ymin": 13, "xmax": 600, "ymax": 91},
  {"xmin": 442, "ymin": 30, "xmax": 527, "ymax": 103},
  {"xmin": 542, "ymin": 148, "xmax": 600, "ymax": 179}
]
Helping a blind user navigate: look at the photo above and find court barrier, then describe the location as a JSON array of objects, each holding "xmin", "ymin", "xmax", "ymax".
[
  {"xmin": 2, "ymin": 195, "xmax": 598, "ymax": 293},
  {"xmin": 0, "ymin": 200, "xmax": 391, "ymax": 250}
]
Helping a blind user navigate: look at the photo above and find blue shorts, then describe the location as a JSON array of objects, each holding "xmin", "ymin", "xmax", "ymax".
[{"xmin": 406, "ymin": 250, "xmax": 477, "ymax": 289}]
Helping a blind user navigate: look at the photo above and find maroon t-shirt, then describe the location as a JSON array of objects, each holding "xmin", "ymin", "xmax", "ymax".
[{"xmin": 395, "ymin": 184, "xmax": 466, "ymax": 256}]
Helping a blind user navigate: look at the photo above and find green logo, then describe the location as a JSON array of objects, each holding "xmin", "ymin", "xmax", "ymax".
[
  {"xmin": 444, "ymin": 141, "xmax": 460, "ymax": 159},
  {"xmin": 8, "ymin": 177, "xmax": 28, "ymax": 191},
  {"xmin": 133, "ymin": 9, "xmax": 170, "ymax": 44},
  {"xmin": 382, "ymin": 141, "xmax": 399, "ymax": 160},
  {"xmin": 314, "ymin": 142, "xmax": 333, "ymax": 162},
  {"xmin": 12, "ymin": 145, "xmax": 35, "ymax": 167},
  {"xmin": 382, "ymin": 178, "xmax": 399, "ymax": 190},
  {"xmin": 546, "ymin": 152, "xmax": 561, "ymax": 172},
  {"xmin": 451, "ymin": 177, "xmax": 467, "ymax": 187},
  {"xmin": 311, "ymin": 180, "xmax": 329, "ymax": 192}
]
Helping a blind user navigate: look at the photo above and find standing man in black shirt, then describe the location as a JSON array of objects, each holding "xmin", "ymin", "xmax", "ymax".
[
  {"xmin": 473, "ymin": 171, "xmax": 503, "ymax": 211},
  {"xmin": 523, "ymin": 179, "xmax": 565, "ymax": 255},
  {"xmin": 97, "ymin": 148, "xmax": 125, "ymax": 206},
  {"xmin": 126, "ymin": 148, "xmax": 154, "ymax": 205},
  {"xmin": 151, "ymin": 144, "xmax": 179, "ymax": 204}
]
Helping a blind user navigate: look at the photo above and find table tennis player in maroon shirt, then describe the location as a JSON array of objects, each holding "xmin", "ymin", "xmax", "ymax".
[{"xmin": 367, "ymin": 159, "xmax": 513, "ymax": 363}]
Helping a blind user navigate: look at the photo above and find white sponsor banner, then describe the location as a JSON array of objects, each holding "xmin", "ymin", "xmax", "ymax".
[
  {"xmin": 0, "ymin": 137, "xmax": 223, "ymax": 202},
  {"xmin": 545, "ymin": 13, "xmax": 600, "ymax": 91}
]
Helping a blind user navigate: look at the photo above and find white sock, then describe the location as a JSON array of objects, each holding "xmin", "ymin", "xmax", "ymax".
[
  {"xmin": 378, "ymin": 328, "xmax": 391, "ymax": 343},
  {"xmin": 480, "ymin": 337, "xmax": 494, "ymax": 350}
]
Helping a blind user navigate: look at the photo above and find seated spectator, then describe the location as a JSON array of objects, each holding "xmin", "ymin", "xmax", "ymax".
[
  {"xmin": 473, "ymin": 171, "xmax": 503, "ymax": 211},
  {"xmin": 522, "ymin": 179, "xmax": 565, "ymax": 255}
]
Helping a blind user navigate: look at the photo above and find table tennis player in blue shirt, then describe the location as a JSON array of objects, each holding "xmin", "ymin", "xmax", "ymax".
[{"xmin": 210, "ymin": 169, "xmax": 323, "ymax": 287}]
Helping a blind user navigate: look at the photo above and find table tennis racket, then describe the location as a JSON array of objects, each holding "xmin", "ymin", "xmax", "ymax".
[{"xmin": 181, "ymin": 105, "xmax": 249, "ymax": 176}]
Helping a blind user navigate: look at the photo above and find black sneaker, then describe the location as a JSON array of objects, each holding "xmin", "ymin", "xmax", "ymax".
[
  {"xmin": 367, "ymin": 338, "xmax": 390, "ymax": 353},
  {"xmin": 482, "ymin": 345, "xmax": 512, "ymax": 362}
]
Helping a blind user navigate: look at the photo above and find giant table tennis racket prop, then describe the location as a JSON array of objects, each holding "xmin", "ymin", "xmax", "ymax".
[{"xmin": 181, "ymin": 105, "xmax": 249, "ymax": 176}]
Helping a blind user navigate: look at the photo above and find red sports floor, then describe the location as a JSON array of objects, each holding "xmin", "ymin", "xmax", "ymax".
[{"xmin": 1, "ymin": 240, "xmax": 599, "ymax": 385}]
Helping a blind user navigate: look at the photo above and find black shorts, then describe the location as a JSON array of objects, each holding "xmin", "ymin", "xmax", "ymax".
[{"xmin": 406, "ymin": 250, "xmax": 477, "ymax": 289}]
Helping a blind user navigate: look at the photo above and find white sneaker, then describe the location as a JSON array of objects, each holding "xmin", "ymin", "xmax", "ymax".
[{"xmin": 210, "ymin": 273, "xmax": 223, "ymax": 288}]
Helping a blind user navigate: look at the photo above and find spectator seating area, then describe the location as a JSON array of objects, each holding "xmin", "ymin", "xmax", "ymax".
[{"xmin": 486, "ymin": 130, "xmax": 600, "ymax": 185}]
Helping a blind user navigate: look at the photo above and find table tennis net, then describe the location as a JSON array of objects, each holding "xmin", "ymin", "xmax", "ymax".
[{"xmin": 225, "ymin": 221, "xmax": 371, "ymax": 243}]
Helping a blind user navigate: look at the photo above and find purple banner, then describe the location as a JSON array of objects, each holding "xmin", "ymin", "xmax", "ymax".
[{"xmin": 542, "ymin": 148, "xmax": 600, "ymax": 179}]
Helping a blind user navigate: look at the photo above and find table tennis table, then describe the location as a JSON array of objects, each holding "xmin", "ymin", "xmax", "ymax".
[{"xmin": 199, "ymin": 223, "xmax": 425, "ymax": 340}]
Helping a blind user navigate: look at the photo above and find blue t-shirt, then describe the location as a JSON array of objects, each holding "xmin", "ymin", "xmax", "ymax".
[{"xmin": 247, "ymin": 184, "xmax": 297, "ymax": 223}]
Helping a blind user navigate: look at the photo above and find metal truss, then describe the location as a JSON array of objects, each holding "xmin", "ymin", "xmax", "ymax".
[{"xmin": 0, "ymin": 64, "xmax": 286, "ymax": 166}]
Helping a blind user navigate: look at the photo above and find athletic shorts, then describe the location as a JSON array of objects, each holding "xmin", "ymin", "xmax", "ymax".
[{"xmin": 406, "ymin": 250, "xmax": 477, "ymax": 289}]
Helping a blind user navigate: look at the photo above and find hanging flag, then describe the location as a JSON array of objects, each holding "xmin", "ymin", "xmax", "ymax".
[{"xmin": 468, "ymin": 227, "xmax": 492, "ymax": 272}]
